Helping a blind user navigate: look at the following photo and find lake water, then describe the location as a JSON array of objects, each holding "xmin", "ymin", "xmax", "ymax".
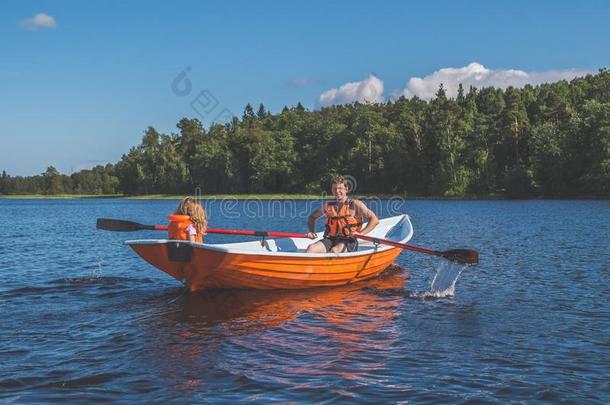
[{"xmin": 0, "ymin": 199, "xmax": 608, "ymax": 403}]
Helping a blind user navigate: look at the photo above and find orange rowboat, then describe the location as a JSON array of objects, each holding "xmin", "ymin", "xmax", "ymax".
[{"xmin": 127, "ymin": 215, "xmax": 413, "ymax": 292}]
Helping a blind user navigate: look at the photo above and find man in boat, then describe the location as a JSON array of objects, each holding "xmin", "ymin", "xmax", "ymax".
[{"xmin": 306, "ymin": 175, "xmax": 379, "ymax": 253}]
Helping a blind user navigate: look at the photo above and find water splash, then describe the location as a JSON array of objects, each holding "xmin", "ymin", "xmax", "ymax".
[
  {"xmin": 91, "ymin": 257, "xmax": 103, "ymax": 279},
  {"xmin": 428, "ymin": 260, "xmax": 466, "ymax": 297},
  {"xmin": 406, "ymin": 260, "xmax": 468, "ymax": 299}
]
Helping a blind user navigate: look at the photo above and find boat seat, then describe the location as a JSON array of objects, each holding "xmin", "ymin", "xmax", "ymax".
[{"xmin": 263, "ymin": 238, "xmax": 299, "ymax": 252}]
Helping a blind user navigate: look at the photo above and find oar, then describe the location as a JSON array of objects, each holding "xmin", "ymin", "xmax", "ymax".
[
  {"xmin": 355, "ymin": 233, "xmax": 479, "ymax": 265},
  {"xmin": 96, "ymin": 218, "xmax": 166, "ymax": 232},
  {"xmin": 96, "ymin": 218, "xmax": 307, "ymax": 239},
  {"xmin": 96, "ymin": 218, "xmax": 479, "ymax": 264}
]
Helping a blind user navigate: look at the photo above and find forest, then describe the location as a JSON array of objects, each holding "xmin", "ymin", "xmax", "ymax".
[{"xmin": 2, "ymin": 69, "xmax": 609, "ymax": 197}]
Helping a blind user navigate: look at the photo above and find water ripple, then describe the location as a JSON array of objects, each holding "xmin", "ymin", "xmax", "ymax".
[{"xmin": 0, "ymin": 199, "xmax": 609, "ymax": 403}]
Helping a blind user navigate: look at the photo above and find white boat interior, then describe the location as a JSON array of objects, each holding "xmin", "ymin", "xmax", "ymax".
[{"xmin": 127, "ymin": 214, "xmax": 413, "ymax": 258}]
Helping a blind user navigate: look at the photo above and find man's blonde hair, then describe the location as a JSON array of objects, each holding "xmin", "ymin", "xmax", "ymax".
[{"xmin": 331, "ymin": 175, "xmax": 349, "ymax": 190}]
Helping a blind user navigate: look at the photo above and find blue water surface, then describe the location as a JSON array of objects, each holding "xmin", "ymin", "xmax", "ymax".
[{"xmin": 0, "ymin": 199, "xmax": 608, "ymax": 403}]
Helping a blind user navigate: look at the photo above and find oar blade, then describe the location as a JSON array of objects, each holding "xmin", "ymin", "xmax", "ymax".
[
  {"xmin": 441, "ymin": 249, "xmax": 479, "ymax": 265},
  {"xmin": 96, "ymin": 218, "xmax": 147, "ymax": 232}
]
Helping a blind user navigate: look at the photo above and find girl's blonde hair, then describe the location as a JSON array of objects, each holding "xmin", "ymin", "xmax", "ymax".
[{"xmin": 175, "ymin": 197, "xmax": 207, "ymax": 235}]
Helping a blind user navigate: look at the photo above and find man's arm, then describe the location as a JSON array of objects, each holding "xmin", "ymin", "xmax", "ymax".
[
  {"xmin": 307, "ymin": 207, "xmax": 324, "ymax": 238},
  {"xmin": 353, "ymin": 200, "xmax": 378, "ymax": 235}
]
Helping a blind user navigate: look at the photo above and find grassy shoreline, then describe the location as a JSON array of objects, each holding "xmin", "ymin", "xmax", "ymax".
[{"xmin": 1, "ymin": 193, "xmax": 608, "ymax": 200}]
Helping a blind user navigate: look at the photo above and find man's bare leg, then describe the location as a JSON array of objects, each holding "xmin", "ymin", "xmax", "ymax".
[
  {"xmin": 307, "ymin": 241, "xmax": 328, "ymax": 253},
  {"xmin": 330, "ymin": 243, "xmax": 346, "ymax": 253}
]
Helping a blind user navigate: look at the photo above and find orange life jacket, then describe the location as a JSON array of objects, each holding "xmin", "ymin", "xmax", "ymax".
[
  {"xmin": 324, "ymin": 200, "xmax": 363, "ymax": 238},
  {"xmin": 167, "ymin": 214, "xmax": 203, "ymax": 243}
]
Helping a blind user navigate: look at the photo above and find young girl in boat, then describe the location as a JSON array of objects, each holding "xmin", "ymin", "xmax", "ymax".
[{"xmin": 168, "ymin": 197, "xmax": 207, "ymax": 243}]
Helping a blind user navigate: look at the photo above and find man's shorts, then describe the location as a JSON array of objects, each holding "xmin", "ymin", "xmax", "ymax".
[{"xmin": 319, "ymin": 237, "xmax": 359, "ymax": 253}]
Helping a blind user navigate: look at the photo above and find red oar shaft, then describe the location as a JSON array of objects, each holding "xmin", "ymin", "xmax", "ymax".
[
  {"xmin": 150, "ymin": 225, "xmax": 306, "ymax": 239},
  {"xmin": 355, "ymin": 233, "xmax": 440, "ymax": 257},
  {"xmin": 207, "ymin": 228, "xmax": 307, "ymax": 238}
]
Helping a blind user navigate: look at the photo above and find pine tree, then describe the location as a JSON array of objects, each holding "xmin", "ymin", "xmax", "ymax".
[
  {"xmin": 257, "ymin": 103, "xmax": 267, "ymax": 119},
  {"xmin": 243, "ymin": 103, "xmax": 255, "ymax": 120},
  {"xmin": 456, "ymin": 83, "xmax": 465, "ymax": 105}
]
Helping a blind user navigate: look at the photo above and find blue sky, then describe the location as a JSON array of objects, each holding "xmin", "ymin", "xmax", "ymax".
[{"xmin": 1, "ymin": 0, "xmax": 609, "ymax": 175}]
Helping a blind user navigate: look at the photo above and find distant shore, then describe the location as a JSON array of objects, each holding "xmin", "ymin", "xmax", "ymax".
[
  {"xmin": 0, "ymin": 193, "xmax": 397, "ymax": 200},
  {"xmin": 0, "ymin": 193, "xmax": 323, "ymax": 200},
  {"xmin": 1, "ymin": 193, "xmax": 608, "ymax": 200}
]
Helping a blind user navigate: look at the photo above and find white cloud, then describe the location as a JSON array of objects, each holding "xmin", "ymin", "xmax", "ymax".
[
  {"xmin": 287, "ymin": 77, "xmax": 322, "ymax": 87},
  {"xmin": 317, "ymin": 74, "xmax": 384, "ymax": 107},
  {"xmin": 399, "ymin": 62, "xmax": 591, "ymax": 100},
  {"xmin": 19, "ymin": 13, "xmax": 57, "ymax": 30}
]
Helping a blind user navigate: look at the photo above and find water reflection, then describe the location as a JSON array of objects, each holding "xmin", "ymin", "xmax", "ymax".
[
  {"xmin": 170, "ymin": 265, "xmax": 408, "ymax": 333},
  {"xmin": 144, "ymin": 266, "xmax": 410, "ymax": 397}
]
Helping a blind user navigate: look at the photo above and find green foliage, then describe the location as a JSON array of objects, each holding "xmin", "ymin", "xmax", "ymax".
[
  {"xmin": 2, "ymin": 69, "xmax": 610, "ymax": 197},
  {"xmin": 0, "ymin": 164, "xmax": 118, "ymax": 195}
]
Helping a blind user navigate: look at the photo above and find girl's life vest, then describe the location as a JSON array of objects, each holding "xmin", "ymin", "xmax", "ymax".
[
  {"xmin": 167, "ymin": 214, "xmax": 203, "ymax": 243},
  {"xmin": 324, "ymin": 200, "xmax": 363, "ymax": 239}
]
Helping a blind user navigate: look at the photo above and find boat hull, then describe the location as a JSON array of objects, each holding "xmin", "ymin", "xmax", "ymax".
[
  {"xmin": 129, "ymin": 242, "xmax": 403, "ymax": 291},
  {"xmin": 127, "ymin": 214, "xmax": 412, "ymax": 292}
]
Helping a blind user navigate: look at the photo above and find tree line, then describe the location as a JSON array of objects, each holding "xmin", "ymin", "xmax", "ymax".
[
  {"xmin": 2, "ymin": 68, "xmax": 609, "ymax": 197},
  {"xmin": 0, "ymin": 165, "xmax": 118, "ymax": 195}
]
